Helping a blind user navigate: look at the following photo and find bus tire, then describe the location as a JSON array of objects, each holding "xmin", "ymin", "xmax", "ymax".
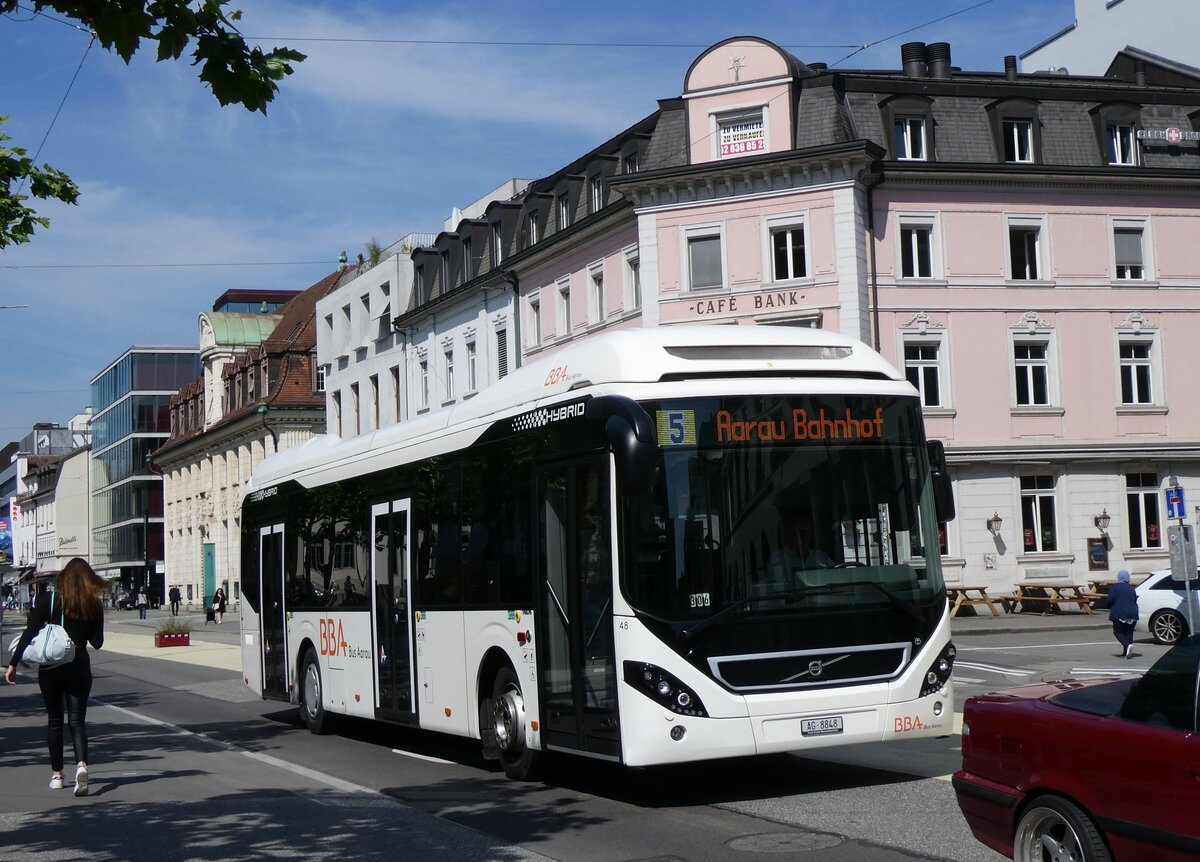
[
  {"xmin": 491, "ymin": 665, "xmax": 541, "ymax": 781},
  {"xmin": 300, "ymin": 649, "xmax": 334, "ymax": 735}
]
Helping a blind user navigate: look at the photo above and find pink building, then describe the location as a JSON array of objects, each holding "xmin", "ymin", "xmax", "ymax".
[{"xmin": 389, "ymin": 36, "xmax": 1200, "ymax": 593}]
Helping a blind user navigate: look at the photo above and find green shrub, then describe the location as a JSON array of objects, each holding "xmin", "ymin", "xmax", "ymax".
[{"xmin": 157, "ymin": 617, "xmax": 192, "ymax": 634}]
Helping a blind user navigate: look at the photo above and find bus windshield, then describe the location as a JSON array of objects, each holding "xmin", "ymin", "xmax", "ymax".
[{"xmin": 622, "ymin": 395, "xmax": 945, "ymax": 630}]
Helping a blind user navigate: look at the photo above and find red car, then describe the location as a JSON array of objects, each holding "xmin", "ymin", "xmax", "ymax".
[{"xmin": 953, "ymin": 636, "xmax": 1200, "ymax": 861}]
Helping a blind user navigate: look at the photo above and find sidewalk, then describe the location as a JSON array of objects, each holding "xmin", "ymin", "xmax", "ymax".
[{"xmin": 949, "ymin": 605, "xmax": 1110, "ymax": 637}]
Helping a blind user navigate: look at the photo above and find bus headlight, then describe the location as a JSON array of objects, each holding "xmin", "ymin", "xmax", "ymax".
[
  {"xmin": 624, "ymin": 661, "xmax": 708, "ymax": 717},
  {"xmin": 920, "ymin": 642, "xmax": 955, "ymax": 697}
]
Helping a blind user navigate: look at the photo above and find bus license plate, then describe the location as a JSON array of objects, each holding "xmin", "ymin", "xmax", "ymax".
[{"xmin": 801, "ymin": 716, "xmax": 843, "ymax": 736}]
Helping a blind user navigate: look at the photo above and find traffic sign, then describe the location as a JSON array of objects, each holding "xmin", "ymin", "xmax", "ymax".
[{"xmin": 1166, "ymin": 485, "xmax": 1186, "ymax": 520}]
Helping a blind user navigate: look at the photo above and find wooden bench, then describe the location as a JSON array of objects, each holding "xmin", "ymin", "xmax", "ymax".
[
  {"xmin": 946, "ymin": 585, "xmax": 1001, "ymax": 617},
  {"xmin": 1013, "ymin": 583, "xmax": 1097, "ymax": 615}
]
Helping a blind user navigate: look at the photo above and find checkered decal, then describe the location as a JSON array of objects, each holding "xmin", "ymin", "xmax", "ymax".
[{"xmin": 510, "ymin": 399, "xmax": 588, "ymax": 433}]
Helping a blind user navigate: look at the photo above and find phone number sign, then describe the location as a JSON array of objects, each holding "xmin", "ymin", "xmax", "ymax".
[{"xmin": 720, "ymin": 119, "xmax": 765, "ymax": 156}]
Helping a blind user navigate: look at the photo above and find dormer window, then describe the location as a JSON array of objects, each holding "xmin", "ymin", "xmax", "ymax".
[
  {"xmin": 1002, "ymin": 120, "xmax": 1034, "ymax": 162},
  {"xmin": 557, "ymin": 195, "xmax": 570, "ymax": 231},
  {"xmin": 987, "ymin": 98, "xmax": 1041, "ymax": 164},
  {"xmin": 491, "ymin": 223, "xmax": 503, "ymax": 266},
  {"xmin": 526, "ymin": 212, "xmax": 540, "ymax": 246},
  {"xmin": 1107, "ymin": 124, "xmax": 1138, "ymax": 165},
  {"xmin": 1090, "ymin": 102, "xmax": 1141, "ymax": 167},
  {"xmin": 894, "ymin": 118, "xmax": 926, "ymax": 160},
  {"xmin": 716, "ymin": 109, "xmax": 765, "ymax": 158},
  {"xmin": 589, "ymin": 176, "xmax": 604, "ymax": 213}
]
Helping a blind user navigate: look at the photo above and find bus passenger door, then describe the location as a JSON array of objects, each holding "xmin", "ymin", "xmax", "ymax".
[
  {"xmin": 371, "ymin": 499, "xmax": 415, "ymax": 721},
  {"xmin": 537, "ymin": 457, "xmax": 620, "ymax": 760},
  {"xmin": 259, "ymin": 524, "xmax": 289, "ymax": 701}
]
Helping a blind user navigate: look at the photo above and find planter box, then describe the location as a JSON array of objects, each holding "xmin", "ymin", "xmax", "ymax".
[{"xmin": 154, "ymin": 632, "xmax": 190, "ymax": 648}]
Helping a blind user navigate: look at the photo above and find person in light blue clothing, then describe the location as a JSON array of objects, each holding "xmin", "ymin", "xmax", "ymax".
[{"xmin": 1106, "ymin": 569, "xmax": 1139, "ymax": 659}]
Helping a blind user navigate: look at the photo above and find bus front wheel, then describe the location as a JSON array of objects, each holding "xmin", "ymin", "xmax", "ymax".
[
  {"xmin": 491, "ymin": 666, "xmax": 541, "ymax": 781},
  {"xmin": 300, "ymin": 649, "xmax": 334, "ymax": 735}
]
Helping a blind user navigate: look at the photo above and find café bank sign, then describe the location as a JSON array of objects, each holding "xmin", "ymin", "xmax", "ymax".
[{"xmin": 1137, "ymin": 127, "xmax": 1200, "ymax": 144}]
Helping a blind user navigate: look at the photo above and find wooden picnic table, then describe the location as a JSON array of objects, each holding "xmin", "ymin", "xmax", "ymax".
[
  {"xmin": 1012, "ymin": 582, "xmax": 1098, "ymax": 615},
  {"xmin": 946, "ymin": 584, "xmax": 1001, "ymax": 617}
]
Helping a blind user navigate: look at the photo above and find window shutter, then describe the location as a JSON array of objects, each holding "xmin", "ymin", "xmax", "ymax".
[
  {"xmin": 496, "ymin": 329, "xmax": 509, "ymax": 378},
  {"xmin": 1114, "ymin": 229, "xmax": 1143, "ymax": 265}
]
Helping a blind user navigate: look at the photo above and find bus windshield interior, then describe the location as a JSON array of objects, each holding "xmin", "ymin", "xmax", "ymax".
[{"xmin": 622, "ymin": 395, "xmax": 945, "ymax": 627}]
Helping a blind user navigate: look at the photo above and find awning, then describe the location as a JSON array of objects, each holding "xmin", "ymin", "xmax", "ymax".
[{"xmin": 4, "ymin": 567, "xmax": 36, "ymax": 586}]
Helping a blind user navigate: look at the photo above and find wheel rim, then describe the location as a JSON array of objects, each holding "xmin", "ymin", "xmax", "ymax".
[
  {"xmin": 1015, "ymin": 806, "xmax": 1085, "ymax": 862},
  {"xmin": 1153, "ymin": 612, "xmax": 1183, "ymax": 643},
  {"xmin": 493, "ymin": 684, "xmax": 526, "ymax": 754},
  {"xmin": 304, "ymin": 663, "xmax": 321, "ymax": 720}
]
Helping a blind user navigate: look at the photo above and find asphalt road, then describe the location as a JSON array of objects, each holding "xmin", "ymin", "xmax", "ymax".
[{"xmin": 0, "ymin": 607, "xmax": 1148, "ymax": 862}]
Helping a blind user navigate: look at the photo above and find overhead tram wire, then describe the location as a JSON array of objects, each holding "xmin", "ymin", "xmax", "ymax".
[
  {"xmin": 245, "ymin": 36, "xmax": 861, "ymax": 50},
  {"xmin": 2, "ymin": 260, "xmax": 332, "ymax": 270},
  {"xmin": 829, "ymin": 0, "xmax": 998, "ymax": 67}
]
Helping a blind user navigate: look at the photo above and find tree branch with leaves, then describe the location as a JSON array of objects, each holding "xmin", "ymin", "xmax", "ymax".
[{"xmin": 0, "ymin": 0, "xmax": 304, "ymax": 247}]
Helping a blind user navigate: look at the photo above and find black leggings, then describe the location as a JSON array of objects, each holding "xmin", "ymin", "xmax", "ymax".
[{"xmin": 38, "ymin": 653, "xmax": 92, "ymax": 772}]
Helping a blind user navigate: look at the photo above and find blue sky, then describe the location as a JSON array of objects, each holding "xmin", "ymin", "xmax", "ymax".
[{"xmin": 0, "ymin": 0, "xmax": 1071, "ymax": 439}]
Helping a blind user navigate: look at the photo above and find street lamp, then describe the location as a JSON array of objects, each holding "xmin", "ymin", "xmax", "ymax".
[
  {"xmin": 986, "ymin": 512, "xmax": 1003, "ymax": 535},
  {"xmin": 1094, "ymin": 509, "xmax": 1111, "ymax": 531}
]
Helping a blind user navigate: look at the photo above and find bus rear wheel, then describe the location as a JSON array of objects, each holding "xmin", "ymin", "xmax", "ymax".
[
  {"xmin": 491, "ymin": 666, "xmax": 541, "ymax": 781},
  {"xmin": 300, "ymin": 649, "xmax": 334, "ymax": 735}
]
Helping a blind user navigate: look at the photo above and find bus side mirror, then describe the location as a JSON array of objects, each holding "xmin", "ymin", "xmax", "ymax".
[
  {"xmin": 587, "ymin": 395, "xmax": 657, "ymax": 496},
  {"xmin": 927, "ymin": 440, "xmax": 956, "ymax": 523}
]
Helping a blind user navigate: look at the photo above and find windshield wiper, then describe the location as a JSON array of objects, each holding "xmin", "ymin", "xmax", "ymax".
[{"xmin": 680, "ymin": 585, "xmax": 840, "ymax": 640}]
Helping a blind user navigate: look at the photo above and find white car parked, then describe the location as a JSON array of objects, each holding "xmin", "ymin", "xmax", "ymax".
[{"xmin": 1134, "ymin": 569, "xmax": 1200, "ymax": 644}]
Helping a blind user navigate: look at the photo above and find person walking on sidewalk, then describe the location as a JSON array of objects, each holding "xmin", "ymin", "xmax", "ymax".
[
  {"xmin": 1107, "ymin": 569, "xmax": 1139, "ymax": 659},
  {"xmin": 136, "ymin": 587, "xmax": 148, "ymax": 620},
  {"xmin": 213, "ymin": 587, "xmax": 227, "ymax": 624},
  {"xmin": 5, "ymin": 557, "xmax": 105, "ymax": 796},
  {"xmin": 168, "ymin": 585, "xmax": 181, "ymax": 617}
]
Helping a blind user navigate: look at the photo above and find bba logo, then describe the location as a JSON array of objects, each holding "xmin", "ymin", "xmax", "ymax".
[
  {"xmin": 319, "ymin": 617, "xmax": 348, "ymax": 657},
  {"xmin": 894, "ymin": 715, "xmax": 926, "ymax": 733}
]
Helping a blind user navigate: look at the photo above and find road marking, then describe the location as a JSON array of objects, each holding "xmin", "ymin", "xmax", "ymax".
[
  {"xmin": 99, "ymin": 699, "xmax": 378, "ymax": 795},
  {"xmin": 956, "ymin": 661, "xmax": 1034, "ymax": 676},
  {"xmin": 958, "ymin": 641, "xmax": 1111, "ymax": 651},
  {"xmin": 1067, "ymin": 667, "xmax": 1144, "ymax": 676},
  {"xmin": 954, "ymin": 676, "xmax": 986, "ymax": 684},
  {"xmin": 393, "ymin": 748, "xmax": 454, "ymax": 764}
]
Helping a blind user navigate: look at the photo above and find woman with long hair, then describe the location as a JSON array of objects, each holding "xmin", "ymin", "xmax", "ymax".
[{"xmin": 5, "ymin": 557, "xmax": 105, "ymax": 796}]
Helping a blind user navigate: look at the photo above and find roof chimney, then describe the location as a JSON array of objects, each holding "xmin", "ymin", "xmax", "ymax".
[
  {"xmin": 1135, "ymin": 58, "xmax": 1146, "ymax": 87},
  {"xmin": 901, "ymin": 42, "xmax": 928, "ymax": 78},
  {"xmin": 1004, "ymin": 55, "xmax": 1017, "ymax": 82},
  {"xmin": 927, "ymin": 42, "xmax": 952, "ymax": 79}
]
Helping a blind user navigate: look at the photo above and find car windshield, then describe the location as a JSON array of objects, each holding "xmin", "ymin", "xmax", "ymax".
[{"xmin": 621, "ymin": 394, "xmax": 945, "ymax": 626}]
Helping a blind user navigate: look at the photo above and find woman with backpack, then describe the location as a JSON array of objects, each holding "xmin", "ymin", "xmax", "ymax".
[{"xmin": 5, "ymin": 557, "xmax": 106, "ymax": 796}]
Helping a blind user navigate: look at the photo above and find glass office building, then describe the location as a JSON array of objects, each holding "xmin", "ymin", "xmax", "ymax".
[{"xmin": 90, "ymin": 347, "xmax": 200, "ymax": 597}]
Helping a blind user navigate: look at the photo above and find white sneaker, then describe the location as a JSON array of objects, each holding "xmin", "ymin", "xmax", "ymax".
[
  {"xmin": 49, "ymin": 775, "xmax": 63, "ymax": 790},
  {"xmin": 74, "ymin": 765, "xmax": 88, "ymax": 797}
]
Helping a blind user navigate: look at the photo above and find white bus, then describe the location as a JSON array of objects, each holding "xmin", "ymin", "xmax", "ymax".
[{"xmin": 239, "ymin": 325, "xmax": 957, "ymax": 779}]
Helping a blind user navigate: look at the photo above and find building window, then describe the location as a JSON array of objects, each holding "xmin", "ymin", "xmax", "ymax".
[
  {"xmin": 529, "ymin": 297, "xmax": 542, "ymax": 346},
  {"xmin": 1119, "ymin": 341, "xmax": 1153, "ymax": 404},
  {"xmin": 625, "ymin": 152, "xmax": 638, "ymax": 174},
  {"xmin": 466, "ymin": 341, "xmax": 477, "ymax": 392},
  {"xmin": 894, "ymin": 117, "xmax": 926, "ymax": 160},
  {"xmin": 589, "ymin": 266, "xmax": 605, "ymax": 325},
  {"xmin": 1126, "ymin": 472, "xmax": 1162, "ymax": 549},
  {"xmin": 462, "ymin": 238, "xmax": 473, "ymax": 281},
  {"xmin": 391, "ymin": 366, "xmax": 401, "ymax": 422},
  {"xmin": 526, "ymin": 213, "xmax": 540, "ymax": 246},
  {"xmin": 496, "ymin": 328, "xmax": 509, "ymax": 378},
  {"xmin": 350, "ymin": 383, "xmax": 360, "ymax": 435},
  {"xmin": 315, "ymin": 365, "xmax": 327, "ymax": 393},
  {"xmin": 1114, "ymin": 226, "xmax": 1144, "ymax": 280},
  {"xmin": 900, "ymin": 225, "xmax": 933, "ymax": 278},
  {"xmin": 589, "ymin": 176, "xmax": 604, "ymax": 213},
  {"xmin": 624, "ymin": 249, "xmax": 641, "ymax": 311},
  {"xmin": 717, "ymin": 109, "xmax": 765, "ymax": 158},
  {"xmin": 333, "ymin": 391, "xmax": 343, "ymax": 437},
  {"xmin": 1020, "ymin": 475, "xmax": 1057, "ymax": 553},
  {"xmin": 444, "ymin": 348, "xmax": 454, "ymax": 400},
  {"xmin": 419, "ymin": 361, "xmax": 429, "ymax": 408},
  {"xmin": 904, "ymin": 342, "xmax": 941, "ymax": 407},
  {"xmin": 557, "ymin": 195, "xmax": 570, "ymax": 231},
  {"xmin": 687, "ymin": 232, "xmax": 723, "ymax": 290},
  {"xmin": 492, "ymin": 223, "xmax": 503, "ymax": 266},
  {"xmin": 1107, "ymin": 124, "xmax": 1138, "ymax": 166},
  {"xmin": 1014, "ymin": 342, "xmax": 1051, "ymax": 406},
  {"xmin": 1009, "ymin": 225, "xmax": 1042, "ymax": 280},
  {"xmin": 369, "ymin": 374, "xmax": 379, "ymax": 430},
  {"xmin": 440, "ymin": 252, "xmax": 450, "ymax": 290},
  {"xmin": 1002, "ymin": 119, "xmax": 1034, "ymax": 163},
  {"xmin": 556, "ymin": 280, "xmax": 570, "ymax": 336},
  {"xmin": 771, "ymin": 225, "xmax": 806, "ymax": 280}
]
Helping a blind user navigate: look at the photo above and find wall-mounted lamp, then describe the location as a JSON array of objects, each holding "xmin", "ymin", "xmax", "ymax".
[
  {"xmin": 1094, "ymin": 509, "xmax": 1111, "ymax": 531},
  {"xmin": 986, "ymin": 512, "xmax": 1003, "ymax": 534}
]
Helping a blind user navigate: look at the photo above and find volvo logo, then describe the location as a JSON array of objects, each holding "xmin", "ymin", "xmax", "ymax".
[{"xmin": 784, "ymin": 653, "xmax": 850, "ymax": 683}]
